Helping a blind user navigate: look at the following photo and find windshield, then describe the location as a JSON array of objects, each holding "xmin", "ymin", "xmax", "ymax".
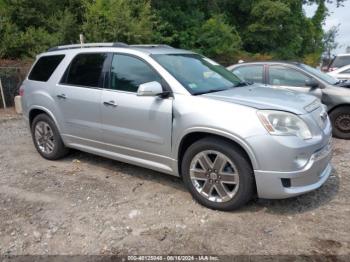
[
  {"xmin": 152, "ymin": 53, "xmax": 242, "ymax": 95},
  {"xmin": 300, "ymin": 64, "xmax": 338, "ymax": 85}
]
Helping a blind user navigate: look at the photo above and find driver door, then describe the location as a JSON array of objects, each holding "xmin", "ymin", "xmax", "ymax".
[
  {"xmin": 267, "ymin": 65, "xmax": 322, "ymax": 99},
  {"xmin": 100, "ymin": 53, "xmax": 173, "ymax": 158}
]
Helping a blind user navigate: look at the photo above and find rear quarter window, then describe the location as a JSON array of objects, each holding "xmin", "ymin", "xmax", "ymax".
[{"xmin": 28, "ymin": 55, "xmax": 65, "ymax": 82}]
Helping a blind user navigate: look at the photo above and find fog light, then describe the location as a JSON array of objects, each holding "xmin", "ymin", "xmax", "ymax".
[{"xmin": 281, "ymin": 178, "xmax": 291, "ymax": 188}]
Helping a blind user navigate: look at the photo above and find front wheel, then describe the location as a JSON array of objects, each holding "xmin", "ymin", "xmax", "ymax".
[
  {"xmin": 329, "ymin": 106, "xmax": 350, "ymax": 139},
  {"xmin": 181, "ymin": 137, "xmax": 254, "ymax": 211}
]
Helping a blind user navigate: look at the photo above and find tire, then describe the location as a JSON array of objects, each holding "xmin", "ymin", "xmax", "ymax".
[
  {"xmin": 181, "ymin": 137, "xmax": 254, "ymax": 211},
  {"xmin": 31, "ymin": 113, "xmax": 69, "ymax": 160},
  {"xmin": 329, "ymin": 106, "xmax": 350, "ymax": 140}
]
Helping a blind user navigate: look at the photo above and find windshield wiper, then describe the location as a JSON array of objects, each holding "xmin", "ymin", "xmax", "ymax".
[
  {"xmin": 194, "ymin": 88, "xmax": 228, "ymax": 95},
  {"xmin": 193, "ymin": 81, "xmax": 252, "ymax": 95},
  {"xmin": 235, "ymin": 81, "xmax": 252, "ymax": 87}
]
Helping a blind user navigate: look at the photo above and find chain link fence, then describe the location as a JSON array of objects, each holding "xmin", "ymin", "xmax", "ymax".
[{"xmin": 0, "ymin": 66, "xmax": 29, "ymax": 108}]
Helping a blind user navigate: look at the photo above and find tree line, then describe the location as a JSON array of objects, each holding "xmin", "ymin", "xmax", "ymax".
[{"xmin": 0, "ymin": 0, "xmax": 345, "ymax": 65}]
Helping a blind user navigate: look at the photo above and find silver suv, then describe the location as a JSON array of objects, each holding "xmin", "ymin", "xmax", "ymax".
[{"xmin": 21, "ymin": 43, "xmax": 332, "ymax": 210}]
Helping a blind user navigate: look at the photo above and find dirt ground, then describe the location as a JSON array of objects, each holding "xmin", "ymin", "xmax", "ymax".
[{"xmin": 0, "ymin": 110, "xmax": 349, "ymax": 256}]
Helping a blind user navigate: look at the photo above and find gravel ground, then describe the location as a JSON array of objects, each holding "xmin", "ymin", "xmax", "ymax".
[{"xmin": 0, "ymin": 112, "xmax": 349, "ymax": 256}]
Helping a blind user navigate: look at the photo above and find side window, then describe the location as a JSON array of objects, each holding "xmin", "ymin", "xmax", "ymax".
[
  {"xmin": 232, "ymin": 65, "xmax": 264, "ymax": 84},
  {"xmin": 28, "ymin": 55, "xmax": 65, "ymax": 82},
  {"xmin": 61, "ymin": 53, "xmax": 107, "ymax": 87},
  {"xmin": 268, "ymin": 66, "xmax": 311, "ymax": 87},
  {"xmin": 110, "ymin": 54, "xmax": 162, "ymax": 92}
]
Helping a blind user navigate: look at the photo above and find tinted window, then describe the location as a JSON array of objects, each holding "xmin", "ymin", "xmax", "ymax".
[
  {"xmin": 28, "ymin": 55, "xmax": 65, "ymax": 82},
  {"xmin": 232, "ymin": 65, "xmax": 264, "ymax": 84},
  {"xmin": 110, "ymin": 54, "xmax": 161, "ymax": 92},
  {"xmin": 268, "ymin": 66, "xmax": 311, "ymax": 87},
  {"xmin": 331, "ymin": 56, "xmax": 350, "ymax": 68},
  {"xmin": 62, "ymin": 53, "xmax": 107, "ymax": 87}
]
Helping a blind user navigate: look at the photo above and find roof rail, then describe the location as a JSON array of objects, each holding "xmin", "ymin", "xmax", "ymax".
[
  {"xmin": 47, "ymin": 42, "xmax": 128, "ymax": 52},
  {"xmin": 130, "ymin": 44, "xmax": 173, "ymax": 49}
]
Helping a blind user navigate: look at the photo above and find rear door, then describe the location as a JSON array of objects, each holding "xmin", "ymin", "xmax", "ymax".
[
  {"xmin": 55, "ymin": 52, "xmax": 108, "ymax": 143},
  {"xmin": 267, "ymin": 65, "xmax": 322, "ymax": 99},
  {"xmin": 100, "ymin": 53, "xmax": 173, "ymax": 157}
]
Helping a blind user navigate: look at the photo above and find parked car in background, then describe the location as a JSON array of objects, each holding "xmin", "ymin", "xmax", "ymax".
[
  {"xmin": 327, "ymin": 64, "xmax": 350, "ymax": 81},
  {"xmin": 228, "ymin": 61, "xmax": 350, "ymax": 139},
  {"xmin": 326, "ymin": 54, "xmax": 350, "ymax": 72},
  {"xmin": 21, "ymin": 43, "xmax": 333, "ymax": 211}
]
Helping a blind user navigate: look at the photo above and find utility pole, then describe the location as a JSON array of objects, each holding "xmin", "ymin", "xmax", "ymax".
[
  {"xmin": 0, "ymin": 78, "xmax": 7, "ymax": 110},
  {"xmin": 79, "ymin": 34, "xmax": 85, "ymax": 45}
]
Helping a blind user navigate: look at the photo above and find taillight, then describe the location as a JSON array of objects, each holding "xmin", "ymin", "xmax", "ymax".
[{"xmin": 19, "ymin": 85, "xmax": 24, "ymax": 96}]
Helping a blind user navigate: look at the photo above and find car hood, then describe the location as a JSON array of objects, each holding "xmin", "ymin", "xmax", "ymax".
[
  {"xmin": 324, "ymin": 84, "xmax": 350, "ymax": 96},
  {"xmin": 202, "ymin": 85, "xmax": 318, "ymax": 115}
]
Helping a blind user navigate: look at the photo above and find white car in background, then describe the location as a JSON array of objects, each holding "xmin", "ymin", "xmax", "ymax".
[
  {"xmin": 328, "ymin": 64, "xmax": 350, "ymax": 81},
  {"xmin": 326, "ymin": 54, "xmax": 350, "ymax": 72}
]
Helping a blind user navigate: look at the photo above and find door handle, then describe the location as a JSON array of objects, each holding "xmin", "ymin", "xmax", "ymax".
[
  {"xmin": 103, "ymin": 100, "xmax": 117, "ymax": 107},
  {"xmin": 57, "ymin": 94, "xmax": 66, "ymax": 99}
]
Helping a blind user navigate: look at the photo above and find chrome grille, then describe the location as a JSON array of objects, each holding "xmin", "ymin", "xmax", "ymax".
[{"xmin": 310, "ymin": 104, "xmax": 328, "ymax": 129}]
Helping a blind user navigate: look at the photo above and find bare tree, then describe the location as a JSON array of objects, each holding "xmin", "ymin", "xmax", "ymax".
[{"xmin": 323, "ymin": 25, "xmax": 340, "ymax": 59}]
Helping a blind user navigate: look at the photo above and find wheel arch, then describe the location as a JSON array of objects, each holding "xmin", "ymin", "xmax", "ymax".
[
  {"xmin": 176, "ymin": 129, "xmax": 258, "ymax": 177},
  {"xmin": 327, "ymin": 103, "xmax": 350, "ymax": 115},
  {"xmin": 28, "ymin": 106, "xmax": 61, "ymax": 131}
]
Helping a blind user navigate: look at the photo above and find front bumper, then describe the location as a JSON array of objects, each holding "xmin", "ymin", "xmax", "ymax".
[{"xmin": 254, "ymin": 139, "xmax": 333, "ymax": 199}]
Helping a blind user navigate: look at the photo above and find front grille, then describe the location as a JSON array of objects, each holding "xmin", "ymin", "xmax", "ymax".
[{"xmin": 314, "ymin": 138, "xmax": 332, "ymax": 161}]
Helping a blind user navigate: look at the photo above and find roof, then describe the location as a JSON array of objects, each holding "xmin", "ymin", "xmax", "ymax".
[
  {"xmin": 335, "ymin": 53, "xmax": 350, "ymax": 57},
  {"xmin": 227, "ymin": 61, "xmax": 303, "ymax": 70},
  {"xmin": 46, "ymin": 42, "xmax": 193, "ymax": 55},
  {"xmin": 236, "ymin": 61, "xmax": 302, "ymax": 65}
]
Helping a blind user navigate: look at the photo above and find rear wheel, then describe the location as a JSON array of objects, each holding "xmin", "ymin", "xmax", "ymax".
[
  {"xmin": 31, "ymin": 114, "xmax": 69, "ymax": 160},
  {"xmin": 329, "ymin": 106, "xmax": 350, "ymax": 139},
  {"xmin": 181, "ymin": 137, "xmax": 254, "ymax": 211}
]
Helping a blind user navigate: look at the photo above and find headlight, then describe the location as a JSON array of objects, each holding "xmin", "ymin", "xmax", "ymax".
[{"xmin": 257, "ymin": 110, "xmax": 312, "ymax": 140}]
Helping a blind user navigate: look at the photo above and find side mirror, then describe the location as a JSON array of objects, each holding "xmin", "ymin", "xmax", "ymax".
[
  {"xmin": 137, "ymin": 81, "xmax": 163, "ymax": 96},
  {"xmin": 305, "ymin": 79, "xmax": 319, "ymax": 88}
]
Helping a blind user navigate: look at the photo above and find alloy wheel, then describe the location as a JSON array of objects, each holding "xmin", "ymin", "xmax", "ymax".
[
  {"xmin": 189, "ymin": 150, "xmax": 239, "ymax": 203},
  {"xmin": 34, "ymin": 121, "xmax": 55, "ymax": 154}
]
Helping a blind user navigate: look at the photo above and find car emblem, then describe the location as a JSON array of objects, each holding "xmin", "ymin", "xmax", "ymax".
[{"xmin": 320, "ymin": 111, "xmax": 327, "ymax": 121}]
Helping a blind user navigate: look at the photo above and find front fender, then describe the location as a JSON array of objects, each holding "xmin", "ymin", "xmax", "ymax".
[{"xmin": 174, "ymin": 127, "xmax": 259, "ymax": 170}]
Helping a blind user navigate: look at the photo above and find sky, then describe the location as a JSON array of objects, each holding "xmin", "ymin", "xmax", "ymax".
[{"xmin": 304, "ymin": 1, "xmax": 350, "ymax": 54}]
